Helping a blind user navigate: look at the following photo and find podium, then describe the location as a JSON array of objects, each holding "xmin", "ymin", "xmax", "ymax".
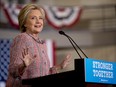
[{"xmin": 22, "ymin": 58, "xmax": 116, "ymax": 87}]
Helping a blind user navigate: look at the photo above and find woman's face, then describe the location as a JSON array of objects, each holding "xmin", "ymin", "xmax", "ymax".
[{"xmin": 24, "ymin": 9, "xmax": 44, "ymax": 34}]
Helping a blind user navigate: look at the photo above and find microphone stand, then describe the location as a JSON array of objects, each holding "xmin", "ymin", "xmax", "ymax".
[
  {"xmin": 67, "ymin": 35, "xmax": 82, "ymax": 59},
  {"xmin": 59, "ymin": 31, "xmax": 88, "ymax": 59}
]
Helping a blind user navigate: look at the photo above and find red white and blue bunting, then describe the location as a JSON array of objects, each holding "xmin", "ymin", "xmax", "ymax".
[
  {"xmin": 1, "ymin": 2, "xmax": 82, "ymax": 30},
  {"xmin": 44, "ymin": 6, "xmax": 82, "ymax": 29},
  {"xmin": 3, "ymin": 3, "xmax": 22, "ymax": 29}
]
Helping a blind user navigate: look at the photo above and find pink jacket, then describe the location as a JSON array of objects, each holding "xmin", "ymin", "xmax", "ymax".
[{"xmin": 6, "ymin": 33, "xmax": 56, "ymax": 87}]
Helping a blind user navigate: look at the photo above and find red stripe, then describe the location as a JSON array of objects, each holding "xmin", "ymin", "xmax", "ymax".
[{"xmin": 3, "ymin": 8, "xmax": 19, "ymax": 29}]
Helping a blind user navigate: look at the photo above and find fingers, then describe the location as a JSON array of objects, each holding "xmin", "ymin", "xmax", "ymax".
[
  {"xmin": 21, "ymin": 48, "xmax": 37, "ymax": 67},
  {"xmin": 22, "ymin": 52, "xmax": 24, "ymax": 59},
  {"xmin": 21, "ymin": 48, "xmax": 31, "ymax": 67},
  {"xmin": 26, "ymin": 48, "xmax": 28, "ymax": 54},
  {"xmin": 66, "ymin": 54, "xmax": 72, "ymax": 63},
  {"xmin": 24, "ymin": 48, "xmax": 28, "ymax": 55},
  {"xmin": 61, "ymin": 54, "xmax": 72, "ymax": 69},
  {"xmin": 22, "ymin": 48, "xmax": 28, "ymax": 57},
  {"xmin": 66, "ymin": 54, "xmax": 72, "ymax": 61},
  {"xmin": 65, "ymin": 53, "xmax": 71, "ymax": 58}
]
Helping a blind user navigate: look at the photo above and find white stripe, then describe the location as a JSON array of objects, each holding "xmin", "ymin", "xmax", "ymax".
[{"xmin": 46, "ymin": 39, "xmax": 53, "ymax": 67}]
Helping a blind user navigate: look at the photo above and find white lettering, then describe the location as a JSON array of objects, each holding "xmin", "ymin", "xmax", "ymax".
[
  {"xmin": 93, "ymin": 61, "xmax": 113, "ymax": 70},
  {"xmin": 93, "ymin": 69, "xmax": 113, "ymax": 78}
]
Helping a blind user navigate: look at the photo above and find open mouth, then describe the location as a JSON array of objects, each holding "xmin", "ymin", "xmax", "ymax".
[{"xmin": 34, "ymin": 25, "xmax": 41, "ymax": 28}]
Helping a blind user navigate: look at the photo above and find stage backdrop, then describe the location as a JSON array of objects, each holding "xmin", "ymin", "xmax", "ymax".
[{"xmin": 0, "ymin": 38, "xmax": 56, "ymax": 87}]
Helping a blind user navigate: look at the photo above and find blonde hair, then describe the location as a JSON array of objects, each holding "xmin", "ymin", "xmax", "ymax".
[{"xmin": 18, "ymin": 4, "xmax": 45, "ymax": 32}]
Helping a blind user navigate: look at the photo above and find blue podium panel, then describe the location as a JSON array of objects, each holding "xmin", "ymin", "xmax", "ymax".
[{"xmin": 85, "ymin": 58, "xmax": 116, "ymax": 85}]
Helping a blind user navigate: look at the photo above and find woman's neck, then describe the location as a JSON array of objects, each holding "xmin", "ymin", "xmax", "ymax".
[{"xmin": 26, "ymin": 31, "xmax": 39, "ymax": 40}]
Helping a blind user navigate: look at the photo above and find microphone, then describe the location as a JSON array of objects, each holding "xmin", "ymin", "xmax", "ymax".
[
  {"xmin": 59, "ymin": 31, "xmax": 88, "ymax": 59},
  {"xmin": 59, "ymin": 31, "xmax": 65, "ymax": 35}
]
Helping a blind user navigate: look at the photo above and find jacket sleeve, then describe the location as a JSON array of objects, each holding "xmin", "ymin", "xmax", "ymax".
[{"xmin": 8, "ymin": 34, "xmax": 27, "ymax": 78}]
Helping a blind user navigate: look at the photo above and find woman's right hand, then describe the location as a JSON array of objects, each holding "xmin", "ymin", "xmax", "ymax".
[{"xmin": 21, "ymin": 48, "xmax": 34, "ymax": 67}]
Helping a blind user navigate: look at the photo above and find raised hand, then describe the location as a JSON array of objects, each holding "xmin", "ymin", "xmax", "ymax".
[
  {"xmin": 21, "ymin": 48, "xmax": 34, "ymax": 67},
  {"xmin": 60, "ymin": 53, "xmax": 72, "ymax": 69}
]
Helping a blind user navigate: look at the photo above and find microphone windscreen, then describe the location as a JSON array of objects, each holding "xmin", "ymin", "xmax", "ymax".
[{"xmin": 59, "ymin": 31, "xmax": 65, "ymax": 35}]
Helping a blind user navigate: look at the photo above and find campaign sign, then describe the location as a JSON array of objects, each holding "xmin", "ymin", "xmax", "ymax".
[{"xmin": 85, "ymin": 58, "xmax": 116, "ymax": 85}]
